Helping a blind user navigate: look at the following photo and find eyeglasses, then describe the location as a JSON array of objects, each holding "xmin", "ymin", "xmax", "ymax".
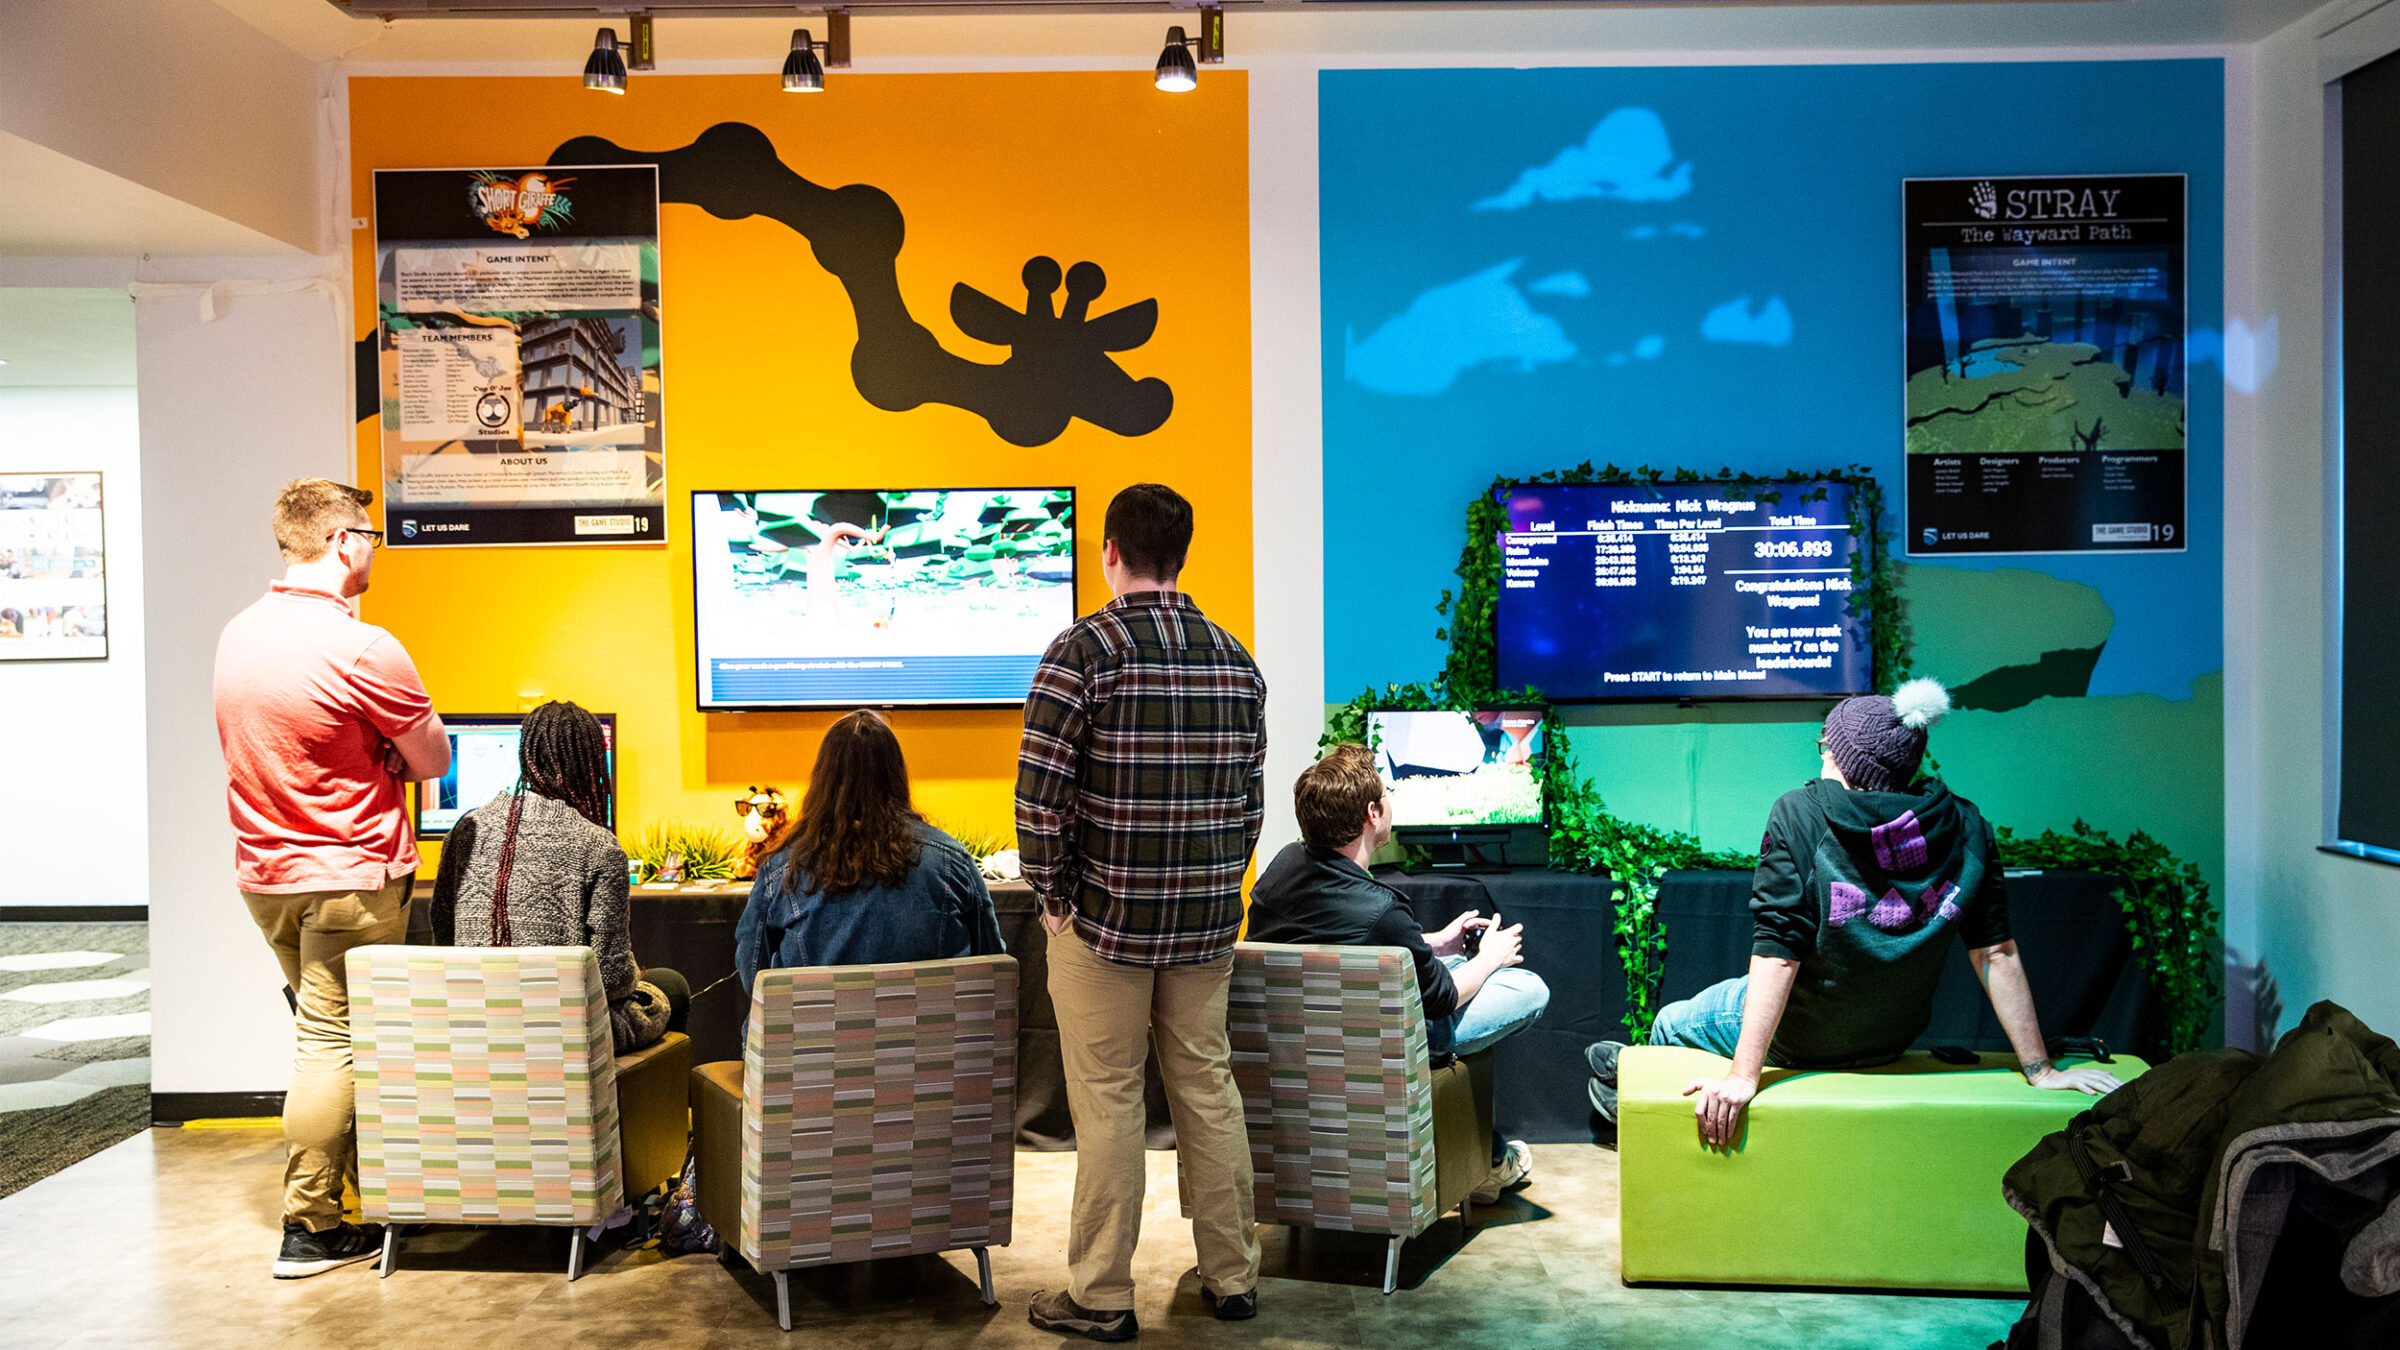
[{"xmin": 331, "ymin": 526, "xmax": 386, "ymax": 551}]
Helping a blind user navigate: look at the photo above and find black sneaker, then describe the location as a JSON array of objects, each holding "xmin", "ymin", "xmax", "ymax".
[
  {"xmin": 1589, "ymin": 1073, "xmax": 1619, "ymax": 1124},
  {"xmin": 1029, "ymin": 1289, "xmax": 1139, "ymax": 1342},
  {"xmin": 272, "ymin": 1219, "xmax": 384, "ymax": 1279},
  {"xmin": 1201, "ymin": 1287, "xmax": 1258, "ymax": 1321},
  {"xmin": 1584, "ymin": 1040, "xmax": 1627, "ymax": 1082}
]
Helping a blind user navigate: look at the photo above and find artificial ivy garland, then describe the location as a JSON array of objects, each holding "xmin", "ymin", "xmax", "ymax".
[{"xmin": 1326, "ymin": 461, "xmax": 2218, "ymax": 1055}]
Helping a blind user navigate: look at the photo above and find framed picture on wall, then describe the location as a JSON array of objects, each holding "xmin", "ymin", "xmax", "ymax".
[
  {"xmin": 370, "ymin": 166, "xmax": 666, "ymax": 548},
  {"xmin": 0, "ymin": 472, "xmax": 108, "ymax": 661},
  {"xmin": 1902, "ymin": 174, "xmax": 2189, "ymax": 555}
]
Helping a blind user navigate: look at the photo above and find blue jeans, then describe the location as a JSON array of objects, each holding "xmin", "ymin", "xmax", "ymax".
[
  {"xmin": 1648, "ymin": 975, "xmax": 1758, "ymax": 1060},
  {"xmin": 1443, "ymin": 956, "xmax": 1552, "ymax": 1056}
]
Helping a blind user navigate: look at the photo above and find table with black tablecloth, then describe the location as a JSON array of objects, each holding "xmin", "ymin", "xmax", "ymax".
[
  {"xmin": 408, "ymin": 875, "xmax": 758, "ymax": 1070},
  {"xmin": 1655, "ymin": 867, "xmax": 2155, "ymax": 1057},
  {"xmin": 1376, "ymin": 866, "xmax": 2154, "ymax": 1145},
  {"xmin": 612, "ymin": 878, "xmax": 1173, "ymax": 1150},
  {"xmin": 420, "ymin": 863, "xmax": 2149, "ymax": 1153},
  {"xmin": 1374, "ymin": 867, "xmax": 1624, "ymax": 1146}
]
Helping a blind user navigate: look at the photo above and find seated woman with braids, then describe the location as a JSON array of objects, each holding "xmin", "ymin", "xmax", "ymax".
[
  {"xmin": 431, "ymin": 699, "xmax": 688, "ymax": 1052},
  {"xmin": 734, "ymin": 708, "xmax": 1005, "ymax": 1000}
]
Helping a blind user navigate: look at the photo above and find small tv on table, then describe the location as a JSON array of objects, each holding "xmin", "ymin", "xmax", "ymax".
[
  {"xmin": 1368, "ymin": 707, "xmax": 1546, "ymax": 870},
  {"xmin": 691, "ymin": 488, "xmax": 1078, "ymax": 710},
  {"xmin": 414, "ymin": 713, "xmax": 617, "ymax": 839}
]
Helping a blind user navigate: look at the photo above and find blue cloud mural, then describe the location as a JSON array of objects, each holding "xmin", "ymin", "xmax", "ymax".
[
  {"xmin": 1530, "ymin": 271, "xmax": 1592, "ymax": 298},
  {"xmin": 1322, "ymin": 63, "xmax": 2225, "ymax": 706},
  {"xmin": 1342, "ymin": 259, "xmax": 1576, "ymax": 397},
  {"xmin": 1605, "ymin": 334, "xmax": 1667, "ymax": 366},
  {"xmin": 1701, "ymin": 294, "xmax": 1794, "ymax": 346},
  {"xmin": 1473, "ymin": 108, "xmax": 1693, "ymax": 211}
]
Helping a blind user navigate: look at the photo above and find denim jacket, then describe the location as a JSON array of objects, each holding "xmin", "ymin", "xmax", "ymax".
[{"xmin": 734, "ymin": 820, "xmax": 1007, "ymax": 1001}]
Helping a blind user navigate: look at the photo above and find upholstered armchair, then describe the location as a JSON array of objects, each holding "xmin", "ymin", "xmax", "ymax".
[
  {"xmin": 691, "ymin": 954, "xmax": 1018, "ymax": 1330},
  {"xmin": 349, "ymin": 945, "xmax": 628, "ymax": 1279},
  {"xmin": 1217, "ymin": 941, "xmax": 1491, "ymax": 1294}
]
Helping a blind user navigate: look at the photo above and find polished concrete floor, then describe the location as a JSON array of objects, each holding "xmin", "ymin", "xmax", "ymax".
[{"xmin": 0, "ymin": 1127, "xmax": 2023, "ymax": 1348}]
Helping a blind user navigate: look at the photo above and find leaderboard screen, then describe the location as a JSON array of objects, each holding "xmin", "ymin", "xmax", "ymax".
[{"xmin": 1494, "ymin": 481, "xmax": 1872, "ymax": 702}]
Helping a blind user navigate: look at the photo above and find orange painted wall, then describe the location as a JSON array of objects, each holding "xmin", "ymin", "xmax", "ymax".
[{"xmin": 347, "ymin": 73, "xmax": 1252, "ymax": 850}]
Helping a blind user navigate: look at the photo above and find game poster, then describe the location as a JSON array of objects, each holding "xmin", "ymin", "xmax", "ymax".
[
  {"xmin": 0, "ymin": 473, "xmax": 108, "ymax": 661},
  {"xmin": 1904, "ymin": 174, "xmax": 2187, "ymax": 555},
  {"xmin": 372, "ymin": 166, "xmax": 664, "ymax": 546}
]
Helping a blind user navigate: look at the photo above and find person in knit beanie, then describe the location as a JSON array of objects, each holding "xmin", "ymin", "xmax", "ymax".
[
  {"xmin": 1583, "ymin": 677, "xmax": 2121, "ymax": 1146},
  {"xmin": 1819, "ymin": 679, "xmax": 1948, "ymax": 792}
]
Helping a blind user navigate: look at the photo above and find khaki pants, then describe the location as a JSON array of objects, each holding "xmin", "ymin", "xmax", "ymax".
[
  {"xmin": 1047, "ymin": 924, "xmax": 1259, "ymax": 1310},
  {"xmin": 241, "ymin": 874, "xmax": 413, "ymax": 1231}
]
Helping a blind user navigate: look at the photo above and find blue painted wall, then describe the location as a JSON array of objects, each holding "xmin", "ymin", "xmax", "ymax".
[{"xmin": 1320, "ymin": 61, "xmax": 2226, "ymax": 894}]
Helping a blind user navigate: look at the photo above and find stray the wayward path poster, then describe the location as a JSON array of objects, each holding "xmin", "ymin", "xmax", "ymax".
[
  {"xmin": 373, "ymin": 166, "xmax": 664, "ymax": 547},
  {"xmin": 1903, "ymin": 174, "xmax": 2186, "ymax": 556}
]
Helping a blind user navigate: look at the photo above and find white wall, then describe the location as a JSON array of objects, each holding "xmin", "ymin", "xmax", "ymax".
[
  {"xmin": 2232, "ymin": 1, "xmax": 2400, "ymax": 1038},
  {"xmin": 0, "ymin": 385, "xmax": 147, "ymax": 907},
  {"xmin": 138, "ymin": 273, "xmax": 351, "ymax": 1097},
  {"xmin": 0, "ymin": 0, "xmax": 327, "ymax": 253}
]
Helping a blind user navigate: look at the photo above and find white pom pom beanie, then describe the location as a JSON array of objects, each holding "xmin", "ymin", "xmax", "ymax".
[{"xmin": 1822, "ymin": 678, "xmax": 1952, "ymax": 791}]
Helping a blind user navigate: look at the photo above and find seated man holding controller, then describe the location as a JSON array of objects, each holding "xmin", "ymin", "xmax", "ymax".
[
  {"xmin": 1587, "ymin": 679, "xmax": 2120, "ymax": 1147},
  {"xmin": 1247, "ymin": 743, "xmax": 1551, "ymax": 1201}
]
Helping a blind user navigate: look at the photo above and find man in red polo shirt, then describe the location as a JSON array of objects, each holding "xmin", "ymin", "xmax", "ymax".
[{"xmin": 214, "ymin": 478, "xmax": 450, "ymax": 1279}]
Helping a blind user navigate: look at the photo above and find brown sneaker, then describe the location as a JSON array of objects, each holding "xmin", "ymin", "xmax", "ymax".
[{"xmin": 1028, "ymin": 1289, "xmax": 1139, "ymax": 1342}]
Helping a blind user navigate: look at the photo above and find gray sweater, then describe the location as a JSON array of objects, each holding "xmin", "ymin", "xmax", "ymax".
[{"xmin": 431, "ymin": 790, "xmax": 639, "ymax": 1012}]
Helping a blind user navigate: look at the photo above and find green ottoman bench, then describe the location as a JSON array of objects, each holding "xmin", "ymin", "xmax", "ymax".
[{"xmin": 1619, "ymin": 1045, "xmax": 2149, "ymax": 1292}]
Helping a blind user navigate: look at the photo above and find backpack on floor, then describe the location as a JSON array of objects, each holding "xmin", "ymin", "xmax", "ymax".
[{"xmin": 655, "ymin": 1154, "xmax": 719, "ymax": 1255}]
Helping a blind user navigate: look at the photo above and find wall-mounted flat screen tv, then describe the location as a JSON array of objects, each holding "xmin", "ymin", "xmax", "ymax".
[
  {"xmin": 691, "ymin": 489, "xmax": 1077, "ymax": 710},
  {"xmin": 1494, "ymin": 480, "xmax": 1872, "ymax": 702},
  {"xmin": 415, "ymin": 713, "xmax": 616, "ymax": 838},
  {"xmin": 1368, "ymin": 707, "xmax": 1548, "ymax": 830}
]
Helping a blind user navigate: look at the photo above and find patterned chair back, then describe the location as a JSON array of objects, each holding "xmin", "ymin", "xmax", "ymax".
[
  {"xmin": 1228, "ymin": 942, "xmax": 1440, "ymax": 1238},
  {"xmin": 738, "ymin": 955, "xmax": 1018, "ymax": 1272},
  {"xmin": 349, "ymin": 945, "xmax": 624, "ymax": 1226}
]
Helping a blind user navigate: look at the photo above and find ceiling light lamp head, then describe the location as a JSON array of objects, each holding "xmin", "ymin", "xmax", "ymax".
[
  {"xmin": 584, "ymin": 27, "xmax": 628, "ymax": 94},
  {"xmin": 783, "ymin": 28, "xmax": 826, "ymax": 93},
  {"xmin": 1155, "ymin": 28, "xmax": 1198, "ymax": 93},
  {"xmin": 1154, "ymin": 7, "xmax": 1220, "ymax": 93}
]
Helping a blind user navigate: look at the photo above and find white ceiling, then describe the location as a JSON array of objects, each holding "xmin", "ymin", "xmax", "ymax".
[
  {"xmin": 0, "ymin": 289, "xmax": 138, "ymax": 387},
  {"xmin": 0, "ymin": 131, "xmax": 304, "ymax": 261},
  {"xmin": 217, "ymin": 0, "xmax": 2341, "ymax": 63}
]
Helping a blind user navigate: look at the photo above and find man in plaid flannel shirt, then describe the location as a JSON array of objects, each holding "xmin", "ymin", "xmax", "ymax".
[{"xmin": 1018, "ymin": 484, "xmax": 1268, "ymax": 1341}]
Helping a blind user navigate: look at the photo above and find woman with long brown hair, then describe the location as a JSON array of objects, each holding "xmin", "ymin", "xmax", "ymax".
[{"xmin": 733, "ymin": 709, "xmax": 1005, "ymax": 996}]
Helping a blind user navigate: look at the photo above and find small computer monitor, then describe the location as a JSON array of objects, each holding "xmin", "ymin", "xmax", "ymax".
[
  {"xmin": 413, "ymin": 713, "xmax": 617, "ymax": 838},
  {"xmin": 1367, "ymin": 707, "xmax": 1548, "ymax": 831}
]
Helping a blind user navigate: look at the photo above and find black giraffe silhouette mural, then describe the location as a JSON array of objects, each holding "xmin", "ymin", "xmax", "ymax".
[
  {"xmin": 565, "ymin": 121, "xmax": 1172, "ymax": 446},
  {"xmin": 355, "ymin": 122, "xmax": 1177, "ymax": 447}
]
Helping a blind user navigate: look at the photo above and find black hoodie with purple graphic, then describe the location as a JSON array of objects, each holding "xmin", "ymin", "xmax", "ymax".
[{"xmin": 1749, "ymin": 777, "xmax": 2012, "ymax": 1068}]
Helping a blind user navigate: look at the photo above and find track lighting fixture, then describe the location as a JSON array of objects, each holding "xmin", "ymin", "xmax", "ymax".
[
  {"xmin": 1154, "ymin": 7, "xmax": 1223, "ymax": 94},
  {"xmin": 584, "ymin": 26, "xmax": 627, "ymax": 94},
  {"xmin": 1155, "ymin": 29, "xmax": 1196, "ymax": 93},
  {"xmin": 782, "ymin": 29, "xmax": 825, "ymax": 92},
  {"xmin": 780, "ymin": 12, "xmax": 849, "ymax": 92}
]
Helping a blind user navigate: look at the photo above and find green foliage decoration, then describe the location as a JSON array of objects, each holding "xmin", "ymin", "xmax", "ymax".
[
  {"xmin": 930, "ymin": 821, "xmax": 1016, "ymax": 861},
  {"xmin": 1996, "ymin": 821, "xmax": 2219, "ymax": 1055},
  {"xmin": 1326, "ymin": 462, "xmax": 2218, "ymax": 1055},
  {"xmin": 627, "ymin": 821, "xmax": 746, "ymax": 881}
]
